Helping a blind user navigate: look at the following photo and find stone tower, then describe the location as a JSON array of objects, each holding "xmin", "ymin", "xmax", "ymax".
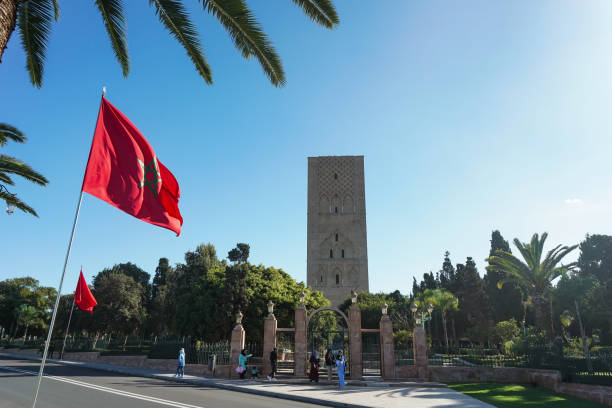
[{"xmin": 307, "ymin": 156, "xmax": 369, "ymax": 306}]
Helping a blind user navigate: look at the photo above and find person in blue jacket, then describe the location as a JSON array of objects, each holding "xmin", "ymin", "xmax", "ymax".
[
  {"xmin": 238, "ymin": 349, "xmax": 252, "ymax": 379},
  {"xmin": 336, "ymin": 350, "xmax": 346, "ymax": 389},
  {"xmin": 176, "ymin": 348, "xmax": 185, "ymax": 377}
]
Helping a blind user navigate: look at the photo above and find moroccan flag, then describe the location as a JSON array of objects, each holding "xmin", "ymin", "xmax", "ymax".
[
  {"xmin": 82, "ymin": 97, "xmax": 183, "ymax": 235},
  {"xmin": 74, "ymin": 270, "xmax": 97, "ymax": 314}
]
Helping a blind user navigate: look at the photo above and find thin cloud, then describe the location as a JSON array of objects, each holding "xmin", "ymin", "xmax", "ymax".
[{"xmin": 564, "ymin": 198, "xmax": 584, "ymax": 205}]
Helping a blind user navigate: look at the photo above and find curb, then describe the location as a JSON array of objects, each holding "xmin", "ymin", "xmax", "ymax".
[{"xmin": 0, "ymin": 353, "xmax": 372, "ymax": 408}]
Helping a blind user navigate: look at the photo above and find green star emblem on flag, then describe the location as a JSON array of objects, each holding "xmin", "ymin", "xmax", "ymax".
[{"xmin": 137, "ymin": 157, "xmax": 162, "ymax": 197}]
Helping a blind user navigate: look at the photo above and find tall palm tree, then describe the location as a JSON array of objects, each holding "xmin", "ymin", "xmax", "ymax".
[
  {"xmin": 0, "ymin": 124, "xmax": 49, "ymax": 216},
  {"xmin": 0, "ymin": 0, "xmax": 339, "ymax": 88},
  {"xmin": 486, "ymin": 233, "xmax": 577, "ymax": 337},
  {"xmin": 422, "ymin": 288, "xmax": 458, "ymax": 353}
]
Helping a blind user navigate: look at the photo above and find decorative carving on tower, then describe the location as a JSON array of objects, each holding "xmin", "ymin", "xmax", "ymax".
[{"xmin": 307, "ymin": 156, "xmax": 369, "ymax": 306}]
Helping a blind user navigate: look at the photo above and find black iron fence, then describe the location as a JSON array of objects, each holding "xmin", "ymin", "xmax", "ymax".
[
  {"xmin": 149, "ymin": 341, "xmax": 231, "ymax": 366},
  {"xmin": 424, "ymin": 344, "xmax": 612, "ymax": 386},
  {"xmin": 362, "ymin": 332, "xmax": 381, "ymax": 375},
  {"xmin": 12, "ymin": 336, "xmax": 235, "ymax": 366},
  {"xmin": 394, "ymin": 346, "xmax": 414, "ymax": 366}
]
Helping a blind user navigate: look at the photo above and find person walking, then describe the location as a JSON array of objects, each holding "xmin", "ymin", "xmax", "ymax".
[
  {"xmin": 309, "ymin": 350, "xmax": 320, "ymax": 383},
  {"xmin": 267, "ymin": 347, "xmax": 278, "ymax": 381},
  {"xmin": 336, "ymin": 350, "xmax": 346, "ymax": 389},
  {"xmin": 238, "ymin": 349, "xmax": 252, "ymax": 379},
  {"xmin": 48, "ymin": 341, "xmax": 55, "ymax": 359},
  {"xmin": 325, "ymin": 349, "xmax": 334, "ymax": 381},
  {"xmin": 175, "ymin": 348, "xmax": 185, "ymax": 378}
]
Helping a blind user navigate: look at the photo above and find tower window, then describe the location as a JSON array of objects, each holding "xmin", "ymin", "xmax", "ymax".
[
  {"xmin": 330, "ymin": 249, "xmax": 333, "ymax": 258},
  {"xmin": 335, "ymin": 233, "xmax": 338, "ymax": 242},
  {"xmin": 342, "ymin": 249, "xmax": 345, "ymax": 258},
  {"xmin": 336, "ymin": 274, "xmax": 340, "ymax": 285},
  {"xmin": 334, "ymin": 173, "xmax": 338, "ymax": 180},
  {"xmin": 320, "ymin": 275, "xmax": 323, "ymax": 283}
]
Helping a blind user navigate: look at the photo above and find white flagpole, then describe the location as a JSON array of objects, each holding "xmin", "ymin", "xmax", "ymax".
[
  {"xmin": 60, "ymin": 296, "xmax": 76, "ymax": 359},
  {"xmin": 31, "ymin": 88, "xmax": 106, "ymax": 408}
]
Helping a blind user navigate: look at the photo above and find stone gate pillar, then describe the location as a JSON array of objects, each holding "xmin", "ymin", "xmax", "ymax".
[
  {"xmin": 294, "ymin": 293, "xmax": 307, "ymax": 377},
  {"xmin": 379, "ymin": 303, "xmax": 395, "ymax": 380},
  {"xmin": 349, "ymin": 294, "xmax": 362, "ymax": 379},
  {"xmin": 413, "ymin": 326, "xmax": 428, "ymax": 379},
  {"xmin": 230, "ymin": 311, "xmax": 246, "ymax": 378},
  {"xmin": 263, "ymin": 301, "xmax": 277, "ymax": 376}
]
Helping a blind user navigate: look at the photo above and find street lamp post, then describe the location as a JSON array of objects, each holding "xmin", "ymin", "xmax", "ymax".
[{"xmin": 410, "ymin": 302, "xmax": 434, "ymax": 329}]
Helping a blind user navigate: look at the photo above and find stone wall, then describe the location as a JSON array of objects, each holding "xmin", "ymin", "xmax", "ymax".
[
  {"xmin": 556, "ymin": 382, "xmax": 612, "ymax": 406},
  {"xmin": 529, "ymin": 370, "xmax": 612, "ymax": 406},
  {"xmin": 428, "ymin": 366, "xmax": 532, "ymax": 383},
  {"xmin": 395, "ymin": 365, "xmax": 417, "ymax": 379}
]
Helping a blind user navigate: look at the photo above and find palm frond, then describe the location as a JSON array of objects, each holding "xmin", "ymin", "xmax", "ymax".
[
  {"xmin": 0, "ymin": 124, "xmax": 27, "ymax": 146},
  {"xmin": 290, "ymin": 0, "xmax": 339, "ymax": 29},
  {"xmin": 201, "ymin": 0, "xmax": 285, "ymax": 86},
  {"xmin": 513, "ymin": 237, "xmax": 539, "ymax": 272},
  {"xmin": 17, "ymin": 0, "xmax": 55, "ymax": 88},
  {"xmin": 149, "ymin": 0, "xmax": 212, "ymax": 83},
  {"xmin": 0, "ymin": 190, "xmax": 38, "ymax": 216},
  {"xmin": 532, "ymin": 232, "xmax": 548, "ymax": 268},
  {"xmin": 0, "ymin": 172, "xmax": 14, "ymax": 185},
  {"xmin": 52, "ymin": 0, "xmax": 60, "ymax": 21},
  {"xmin": 0, "ymin": 155, "xmax": 49, "ymax": 186},
  {"xmin": 486, "ymin": 250, "xmax": 533, "ymax": 283},
  {"xmin": 94, "ymin": 0, "xmax": 129, "ymax": 77}
]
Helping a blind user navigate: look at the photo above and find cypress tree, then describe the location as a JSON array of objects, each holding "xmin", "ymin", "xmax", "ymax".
[
  {"xmin": 484, "ymin": 230, "xmax": 524, "ymax": 324},
  {"xmin": 455, "ymin": 257, "xmax": 492, "ymax": 343}
]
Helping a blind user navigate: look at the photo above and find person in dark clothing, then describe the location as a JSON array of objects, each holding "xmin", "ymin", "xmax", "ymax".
[
  {"xmin": 325, "ymin": 349, "xmax": 334, "ymax": 381},
  {"xmin": 267, "ymin": 347, "xmax": 278, "ymax": 381},
  {"xmin": 48, "ymin": 341, "xmax": 55, "ymax": 359},
  {"xmin": 309, "ymin": 350, "xmax": 320, "ymax": 383}
]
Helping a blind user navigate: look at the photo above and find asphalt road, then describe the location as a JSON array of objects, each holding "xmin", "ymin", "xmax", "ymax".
[{"xmin": 0, "ymin": 357, "xmax": 319, "ymax": 408}]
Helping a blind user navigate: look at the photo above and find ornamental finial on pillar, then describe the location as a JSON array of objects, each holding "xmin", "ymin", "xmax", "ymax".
[
  {"xmin": 235, "ymin": 310, "xmax": 243, "ymax": 325},
  {"xmin": 267, "ymin": 300, "xmax": 274, "ymax": 315}
]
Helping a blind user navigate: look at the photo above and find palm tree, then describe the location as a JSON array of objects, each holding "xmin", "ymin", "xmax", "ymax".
[
  {"xmin": 422, "ymin": 288, "xmax": 458, "ymax": 353},
  {"xmin": 0, "ymin": 0, "xmax": 339, "ymax": 88},
  {"xmin": 0, "ymin": 124, "xmax": 49, "ymax": 216},
  {"xmin": 486, "ymin": 233, "xmax": 577, "ymax": 337}
]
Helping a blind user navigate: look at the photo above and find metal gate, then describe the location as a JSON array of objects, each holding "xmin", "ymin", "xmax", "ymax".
[
  {"xmin": 362, "ymin": 331, "xmax": 381, "ymax": 376},
  {"xmin": 308, "ymin": 328, "xmax": 350, "ymax": 377},
  {"xmin": 276, "ymin": 330, "xmax": 295, "ymax": 375}
]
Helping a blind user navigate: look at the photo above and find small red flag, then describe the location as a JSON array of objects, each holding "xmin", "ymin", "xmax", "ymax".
[
  {"xmin": 82, "ymin": 97, "xmax": 183, "ymax": 235},
  {"xmin": 75, "ymin": 270, "xmax": 97, "ymax": 314}
]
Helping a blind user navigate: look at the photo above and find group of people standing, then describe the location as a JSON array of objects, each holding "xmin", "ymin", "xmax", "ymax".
[
  {"xmin": 236, "ymin": 347, "xmax": 347, "ymax": 388},
  {"xmin": 309, "ymin": 348, "xmax": 346, "ymax": 388},
  {"xmin": 178, "ymin": 346, "xmax": 346, "ymax": 387}
]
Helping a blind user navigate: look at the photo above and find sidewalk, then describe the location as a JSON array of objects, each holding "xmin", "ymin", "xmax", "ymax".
[{"xmin": 0, "ymin": 352, "xmax": 494, "ymax": 408}]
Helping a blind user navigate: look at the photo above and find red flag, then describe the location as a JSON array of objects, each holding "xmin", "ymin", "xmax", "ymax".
[
  {"xmin": 82, "ymin": 97, "xmax": 183, "ymax": 235},
  {"xmin": 75, "ymin": 270, "xmax": 97, "ymax": 314}
]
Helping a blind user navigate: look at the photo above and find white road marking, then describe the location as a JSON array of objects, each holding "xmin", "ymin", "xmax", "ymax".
[{"xmin": 0, "ymin": 364, "xmax": 206, "ymax": 408}]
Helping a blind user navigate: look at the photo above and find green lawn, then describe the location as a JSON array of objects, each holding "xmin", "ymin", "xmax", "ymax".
[{"xmin": 447, "ymin": 383, "xmax": 606, "ymax": 407}]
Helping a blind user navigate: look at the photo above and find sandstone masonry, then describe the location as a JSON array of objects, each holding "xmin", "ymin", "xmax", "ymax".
[{"xmin": 307, "ymin": 156, "xmax": 369, "ymax": 305}]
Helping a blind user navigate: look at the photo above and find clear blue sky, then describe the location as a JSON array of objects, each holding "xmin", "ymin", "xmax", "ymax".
[{"xmin": 2, "ymin": 1, "xmax": 611, "ymax": 294}]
